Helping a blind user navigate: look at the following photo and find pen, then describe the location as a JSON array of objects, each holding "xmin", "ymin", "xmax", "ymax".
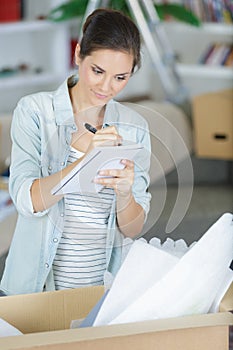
[
  {"xmin": 84, "ymin": 123, "xmax": 97, "ymax": 134},
  {"xmin": 84, "ymin": 123, "xmax": 110, "ymax": 134}
]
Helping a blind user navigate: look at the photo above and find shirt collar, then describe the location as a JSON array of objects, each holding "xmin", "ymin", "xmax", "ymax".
[
  {"xmin": 53, "ymin": 77, "xmax": 75, "ymax": 126},
  {"xmin": 103, "ymin": 99, "xmax": 120, "ymax": 127}
]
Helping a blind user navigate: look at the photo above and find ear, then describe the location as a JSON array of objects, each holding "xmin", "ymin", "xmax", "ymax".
[{"xmin": 75, "ymin": 43, "xmax": 81, "ymax": 65}]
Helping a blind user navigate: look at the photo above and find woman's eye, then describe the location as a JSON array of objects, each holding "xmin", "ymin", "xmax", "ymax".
[
  {"xmin": 116, "ymin": 75, "xmax": 126, "ymax": 81},
  {"xmin": 92, "ymin": 67, "xmax": 102, "ymax": 75}
]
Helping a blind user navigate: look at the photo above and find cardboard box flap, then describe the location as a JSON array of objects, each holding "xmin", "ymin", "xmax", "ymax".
[
  {"xmin": 219, "ymin": 282, "xmax": 233, "ymax": 312},
  {"xmin": 0, "ymin": 286, "xmax": 104, "ymax": 334},
  {"xmin": 0, "ymin": 312, "xmax": 232, "ymax": 350},
  {"xmin": 0, "ymin": 283, "xmax": 232, "ymax": 334},
  {"xmin": 0, "ymin": 284, "xmax": 232, "ymax": 350}
]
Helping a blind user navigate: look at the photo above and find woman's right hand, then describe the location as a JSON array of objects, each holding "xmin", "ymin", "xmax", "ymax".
[{"xmin": 86, "ymin": 125, "xmax": 122, "ymax": 154}]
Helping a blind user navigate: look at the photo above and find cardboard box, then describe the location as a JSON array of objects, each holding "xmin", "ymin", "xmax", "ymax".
[
  {"xmin": 192, "ymin": 89, "xmax": 233, "ymax": 160},
  {"xmin": 0, "ymin": 115, "xmax": 12, "ymax": 174},
  {"xmin": 0, "ymin": 210, "xmax": 17, "ymax": 256},
  {"xmin": 0, "ymin": 283, "xmax": 232, "ymax": 350}
]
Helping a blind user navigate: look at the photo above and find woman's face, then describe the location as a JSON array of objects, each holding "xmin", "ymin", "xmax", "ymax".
[{"xmin": 75, "ymin": 47, "xmax": 134, "ymax": 108}]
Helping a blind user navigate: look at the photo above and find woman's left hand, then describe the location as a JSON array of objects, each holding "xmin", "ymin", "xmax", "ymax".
[{"xmin": 94, "ymin": 159, "xmax": 134, "ymax": 196}]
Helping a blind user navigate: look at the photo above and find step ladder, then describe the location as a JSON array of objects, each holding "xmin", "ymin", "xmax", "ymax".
[{"xmin": 80, "ymin": 0, "xmax": 191, "ymax": 115}]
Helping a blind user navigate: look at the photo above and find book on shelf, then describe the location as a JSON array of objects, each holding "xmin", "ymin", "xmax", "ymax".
[
  {"xmin": 0, "ymin": 0, "xmax": 22, "ymax": 23},
  {"xmin": 221, "ymin": 46, "xmax": 233, "ymax": 66},
  {"xmin": 198, "ymin": 43, "xmax": 233, "ymax": 66},
  {"xmin": 224, "ymin": 48, "xmax": 233, "ymax": 66},
  {"xmin": 198, "ymin": 44, "xmax": 216, "ymax": 64},
  {"xmin": 172, "ymin": 0, "xmax": 233, "ymax": 23}
]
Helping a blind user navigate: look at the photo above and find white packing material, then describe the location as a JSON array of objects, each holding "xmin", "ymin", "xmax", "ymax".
[
  {"xmin": 94, "ymin": 239, "xmax": 179, "ymax": 326},
  {"xmin": 109, "ymin": 213, "xmax": 233, "ymax": 325},
  {"xmin": 94, "ymin": 213, "xmax": 233, "ymax": 326}
]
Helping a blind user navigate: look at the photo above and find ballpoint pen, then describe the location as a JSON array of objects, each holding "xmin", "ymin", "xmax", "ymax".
[
  {"xmin": 84, "ymin": 123, "xmax": 97, "ymax": 134},
  {"xmin": 84, "ymin": 123, "xmax": 110, "ymax": 134}
]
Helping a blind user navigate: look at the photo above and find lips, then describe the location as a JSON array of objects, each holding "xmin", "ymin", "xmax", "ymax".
[{"xmin": 93, "ymin": 91, "xmax": 108, "ymax": 100}]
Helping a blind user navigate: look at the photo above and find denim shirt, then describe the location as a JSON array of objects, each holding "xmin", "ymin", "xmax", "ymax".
[{"xmin": 0, "ymin": 77, "xmax": 151, "ymax": 295}]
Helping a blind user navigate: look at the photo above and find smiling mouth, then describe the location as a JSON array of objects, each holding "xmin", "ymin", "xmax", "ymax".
[{"xmin": 93, "ymin": 91, "xmax": 108, "ymax": 99}]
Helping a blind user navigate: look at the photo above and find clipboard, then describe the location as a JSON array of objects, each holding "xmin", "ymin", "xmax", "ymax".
[{"xmin": 51, "ymin": 143, "xmax": 144, "ymax": 195}]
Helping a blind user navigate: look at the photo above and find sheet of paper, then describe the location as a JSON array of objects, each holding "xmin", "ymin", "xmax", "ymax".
[
  {"xmin": 51, "ymin": 143, "xmax": 143, "ymax": 195},
  {"xmin": 94, "ymin": 240, "xmax": 179, "ymax": 326},
  {"xmin": 109, "ymin": 213, "xmax": 233, "ymax": 325}
]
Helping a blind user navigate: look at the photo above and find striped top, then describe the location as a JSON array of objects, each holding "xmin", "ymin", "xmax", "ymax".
[{"xmin": 53, "ymin": 147, "xmax": 114, "ymax": 290}]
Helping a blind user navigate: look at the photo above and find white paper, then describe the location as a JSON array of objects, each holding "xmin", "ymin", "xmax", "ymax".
[
  {"xmin": 94, "ymin": 240, "xmax": 179, "ymax": 326},
  {"xmin": 0, "ymin": 318, "xmax": 22, "ymax": 337},
  {"xmin": 51, "ymin": 143, "xmax": 143, "ymax": 195},
  {"xmin": 109, "ymin": 213, "xmax": 233, "ymax": 325}
]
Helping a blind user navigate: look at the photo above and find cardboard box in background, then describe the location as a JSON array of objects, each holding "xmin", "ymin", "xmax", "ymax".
[
  {"xmin": 0, "ymin": 115, "xmax": 12, "ymax": 174},
  {"xmin": 192, "ymin": 89, "xmax": 233, "ymax": 160},
  {"xmin": 0, "ymin": 284, "xmax": 232, "ymax": 350}
]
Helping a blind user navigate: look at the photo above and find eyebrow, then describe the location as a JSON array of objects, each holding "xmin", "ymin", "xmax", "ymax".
[{"xmin": 92, "ymin": 64, "xmax": 131, "ymax": 76}]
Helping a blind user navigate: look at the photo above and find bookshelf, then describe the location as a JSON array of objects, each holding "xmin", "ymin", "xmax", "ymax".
[
  {"xmin": 170, "ymin": 0, "xmax": 233, "ymax": 24},
  {"xmin": 0, "ymin": 1, "xmax": 152, "ymax": 114},
  {"xmin": 0, "ymin": 0, "xmax": 232, "ymax": 112},
  {"xmin": 152, "ymin": 21, "xmax": 233, "ymax": 98},
  {"xmin": 0, "ymin": 0, "xmax": 70, "ymax": 113}
]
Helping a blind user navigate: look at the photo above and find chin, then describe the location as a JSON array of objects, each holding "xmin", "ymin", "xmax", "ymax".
[{"xmin": 92, "ymin": 97, "xmax": 110, "ymax": 107}]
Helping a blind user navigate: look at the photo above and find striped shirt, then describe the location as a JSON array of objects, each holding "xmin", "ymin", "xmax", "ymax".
[{"xmin": 53, "ymin": 147, "xmax": 114, "ymax": 289}]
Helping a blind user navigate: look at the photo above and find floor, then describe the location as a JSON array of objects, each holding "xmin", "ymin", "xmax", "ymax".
[{"xmin": 143, "ymin": 183, "xmax": 233, "ymax": 245}]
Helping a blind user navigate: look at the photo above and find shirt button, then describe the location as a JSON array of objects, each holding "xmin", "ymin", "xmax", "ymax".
[
  {"xmin": 72, "ymin": 125, "xmax": 76, "ymax": 130},
  {"xmin": 60, "ymin": 213, "xmax": 64, "ymax": 217},
  {"xmin": 48, "ymin": 166, "xmax": 52, "ymax": 171},
  {"xmin": 53, "ymin": 238, "xmax": 58, "ymax": 243},
  {"xmin": 45, "ymin": 263, "xmax": 49, "ymax": 268},
  {"xmin": 60, "ymin": 162, "xmax": 65, "ymax": 166}
]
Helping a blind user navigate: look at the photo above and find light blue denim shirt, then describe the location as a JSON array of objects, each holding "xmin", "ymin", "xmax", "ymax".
[{"xmin": 0, "ymin": 77, "xmax": 151, "ymax": 295}]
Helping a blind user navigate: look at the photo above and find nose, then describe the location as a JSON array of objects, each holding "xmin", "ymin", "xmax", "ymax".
[{"xmin": 99, "ymin": 76, "xmax": 112, "ymax": 92}]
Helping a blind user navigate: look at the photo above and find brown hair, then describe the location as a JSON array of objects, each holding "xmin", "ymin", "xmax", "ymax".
[{"xmin": 79, "ymin": 8, "xmax": 141, "ymax": 73}]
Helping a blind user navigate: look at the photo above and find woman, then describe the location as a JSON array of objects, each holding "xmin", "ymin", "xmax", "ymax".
[{"xmin": 0, "ymin": 9, "xmax": 151, "ymax": 295}]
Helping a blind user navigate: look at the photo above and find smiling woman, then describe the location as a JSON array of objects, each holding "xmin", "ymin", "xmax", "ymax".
[
  {"xmin": 0, "ymin": 9, "xmax": 151, "ymax": 295},
  {"xmin": 73, "ymin": 49, "xmax": 133, "ymax": 109}
]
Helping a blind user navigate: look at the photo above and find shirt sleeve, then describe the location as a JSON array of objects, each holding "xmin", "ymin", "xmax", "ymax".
[
  {"xmin": 9, "ymin": 98, "xmax": 48, "ymax": 217},
  {"xmin": 132, "ymin": 119, "xmax": 151, "ymax": 220}
]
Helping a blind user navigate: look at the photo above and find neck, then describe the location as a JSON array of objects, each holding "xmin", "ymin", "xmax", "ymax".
[
  {"xmin": 69, "ymin": 82, "xmax": 106, "ymax": 128},
  {"xmin": 76, "ymin": 106, "xmax": 106, "ymax": 130}
]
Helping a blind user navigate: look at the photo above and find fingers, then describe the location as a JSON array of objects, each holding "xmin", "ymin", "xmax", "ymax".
[
  {"xmin": 98, "ymin": 160, "xmax": 134, "ymax": 178},
  {"xmin": 94, "ymin": 126, "xmax": 122, "ymax": 146},
  {"xmin": 120, "ymin": 159, "xmax": 134, "ymax": 169},
  {"xmin": 100, "ymin": 125, "xmax": 118, "ymax": 135},
  {"xmin": 85, "ymin": 125, "xmax": 122, "ymax": 153},
  {"xmin": 93, "ymin": 134, "xmax": 122, "ymax": 147},
  {"xmin": 94, "ymin": 159, "xmax": 134, "ymax": 195}
]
